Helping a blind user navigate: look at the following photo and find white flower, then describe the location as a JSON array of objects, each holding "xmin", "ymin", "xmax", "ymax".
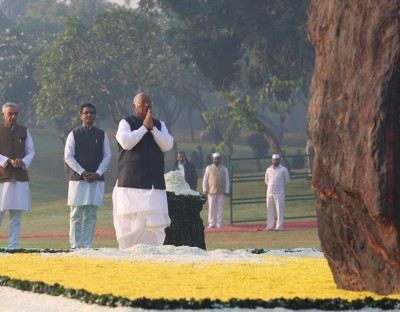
[{"xmin": 165, "ymin": 170, "xmax": 201, "ymax": 196}]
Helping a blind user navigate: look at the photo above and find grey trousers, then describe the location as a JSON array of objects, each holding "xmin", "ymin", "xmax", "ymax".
[{"xmin": 69, "ymin": 205, "xmax": 98, "ymax": 248}]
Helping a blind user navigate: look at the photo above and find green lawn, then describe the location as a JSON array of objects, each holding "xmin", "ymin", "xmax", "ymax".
[{"xmin": 0, "ymin": 127, "xmax": 320, "ymax": 250}]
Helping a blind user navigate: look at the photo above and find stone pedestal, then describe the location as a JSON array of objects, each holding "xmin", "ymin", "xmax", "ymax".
[{"xmin": 164, "ymin": 192, "xmax": 207, "ymax": 250}]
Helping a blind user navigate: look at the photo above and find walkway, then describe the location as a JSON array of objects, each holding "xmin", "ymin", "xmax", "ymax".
[{"xmin": 0, "ymin": 221, "xmax": 317, "ymax": 239}]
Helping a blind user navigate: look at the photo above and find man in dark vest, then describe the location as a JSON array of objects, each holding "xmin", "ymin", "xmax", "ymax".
[
  {"xmin": 112, "ymin": 92, "xmax": 173, "ymax": 249},
  {"xmin": 173, "ymin": 151, "xmax": 198, "ymax": 190},
  {"xmin": 64, "ymin": 103, "xmax": 111, "ymax": 249},
  {"xmin": 0, "ymin": 102, "xmax": 35, "ymax": 249}
]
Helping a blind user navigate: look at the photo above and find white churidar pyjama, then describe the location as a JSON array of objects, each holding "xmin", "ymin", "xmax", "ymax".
[
  {"xmin": 207, "ymin": 194, "xmax": 225, "ymax": 227},
  {"xmin": 266, "ymin": 193, "xmax": 285, "ymax": 230}
]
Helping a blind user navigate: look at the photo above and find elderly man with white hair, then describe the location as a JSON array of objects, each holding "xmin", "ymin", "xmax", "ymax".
[
  {"xmin": 202, "ymin": 152, "xmax": 229, "ymax": 228},
  {"xmin": 265, "ymin": 154, "xmax": 290, "ymax": 231},
  {"xmin": 113, "ymin": 92, "xmax": 173, "ymax": 249},
  {"xmin": 0, "ymin": 102, "xmax": 35, "ymax": 249}
]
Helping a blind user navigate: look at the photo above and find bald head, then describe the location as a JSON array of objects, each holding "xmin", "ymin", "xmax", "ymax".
[{"xmin": 132, "ymin": 93, "xmax": 152, "ymax": 119}]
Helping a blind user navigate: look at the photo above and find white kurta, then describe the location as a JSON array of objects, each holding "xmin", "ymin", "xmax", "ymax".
[
  {"xmin": 64, "ymin": 129, "xmax": 111, "ymax": 207},
  {"xmin": 202, "ymin": 164, "xmax": 230, "ymax": 194},
  {"xmin": 113, "ymin": 119, "xmax": 173, "ymax": 249},
  {"xmin": 265, "ymin": 164, "xmax": 290, "ymax": 230},
  {"xmin": 202, "ymin": 164, "xmax": 230, "ymax": 228},
  {"xmin": 0, "ymin": 130, "xmax": 35, "ymax": 212}
]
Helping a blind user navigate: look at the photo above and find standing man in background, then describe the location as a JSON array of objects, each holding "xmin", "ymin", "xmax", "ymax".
[
  {"xmin": 202, "ymin": 152, "xmax": 229, "ymax": 228},
  {"xmin": 113, "ymin": 92, "xmax": 173, "ymax": 249},
  {"xmin": 190, "ymin": 144, "xmax": 204, "ymax": 175},
  {"xmin": 265, "ymin": 154, "xmax": 290, "ymax": 231},
  {"xmin": 173, "ymin": 151, "xmax": 198, "ymax": 190},
  {"xmin": 305, "ymin": 139, "xmax": 315, "ymax": 177},
  {"xmin": 0, "ymin": 102, "xmax": 35, "ymax": 249},
  {"xmin": 64, "ymin": 103, "xmax": 111, "ymax": 249}
]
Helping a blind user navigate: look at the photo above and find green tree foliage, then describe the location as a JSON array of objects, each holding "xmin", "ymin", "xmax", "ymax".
[
  {"xmin": 25, "ymin": 0, "xmax": 116, "ymax": 24},
  {"xmin": 0, "ymin": 0, "xmax": 41, "ymax": 19},
  {"xmin": 34, "ymin": 8, "xmax": 209, "ymax": 143},
  {"xmin": 0, "ymin": 15, "xmax": 60, "ymax": 123},
  {"xmin": 139, "ymin": 0, "xmax": 314, "ymax": 154}
]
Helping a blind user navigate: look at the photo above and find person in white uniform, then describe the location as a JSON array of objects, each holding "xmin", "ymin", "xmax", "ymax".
[
  {"xmin": 265, "ymin": 154, "xmax": 290, "ymax": 231},
  {"xmin": 113, "ymin": 92, "xmax": 173, "ymax": 249},
  {"xmin": 64, "ymin": 103, "xmax": 111, "ymax": 248},
  {"xmin": 0, "ymin": 102, "xmax": 35, "ymax": 249},
  {"xmin": 202, "ymin": 152, "xmax": 229, "ymax": 228}
]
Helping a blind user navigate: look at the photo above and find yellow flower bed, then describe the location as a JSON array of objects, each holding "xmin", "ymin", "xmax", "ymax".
[{"xmin": 0, "ymin": 253, "xmax": 399, "ymax": 301}]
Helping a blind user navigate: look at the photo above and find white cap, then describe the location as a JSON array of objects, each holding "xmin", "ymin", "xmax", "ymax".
[
  {"xmin": 272, "ymin": 154, "xmax": 280, "ymax": 159},
  {"xmin": 212, "ymin": 152, "xmax": 221, "ymax": 158}
]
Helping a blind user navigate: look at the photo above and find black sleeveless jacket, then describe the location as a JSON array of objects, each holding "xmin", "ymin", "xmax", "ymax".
[
  {"xmin": 69, "ymin": 126, "xmax": 105, "ymax": 181},
  {"xmin": 117, "ymin": 115, "xmax": 165, "ymax": 190}
]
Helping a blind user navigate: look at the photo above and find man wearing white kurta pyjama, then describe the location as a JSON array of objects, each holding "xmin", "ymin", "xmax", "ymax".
[
  {"xmin": 0, "ymin": 102, "xmax": 35, "ymax": 249},
  {"xmin": 202, "ymin": 152, "xmax": 229, "ymax": 229},
  {"xmin": 64, "ymin": 103, "xmax": 111, "ymax": 249},
  {"xmin": 265, "ymin": 154, "xmax": 290, "ymax": 231},
  {"xmin": 113, "ymin": 92, "xmax": 173, "ymax": 249}
]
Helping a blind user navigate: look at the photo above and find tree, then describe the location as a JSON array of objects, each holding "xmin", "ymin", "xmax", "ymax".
[
  {"xmin": 0, "ymin": 15, "xmax": 60, "ymax": 124},
  {"xmin": 246, "ymin": 132, "xmax": 269, "ymax": 170},
  {"xmin": 0, "ymin": 0, "xmax": 41, "ymax": 18},
  {"xmin": 34, "ymin": 8, "xmax": 209, "ymax": 143},
  {"xmin": 26, "ymin": 0, "xmax": 116, "ymax": 24},
  {"xmin": 139, "ymin": 0, "xmax": 314, "ymax": 154}
]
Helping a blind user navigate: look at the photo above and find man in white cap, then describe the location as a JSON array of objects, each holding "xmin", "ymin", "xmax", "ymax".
[
  {"xmin": 202, "ymin": 152, "xmax": 229, "ymax": 228},
  {"xmin": 265, "ymin": 153, "xmax": 290, "ymax": 230}
]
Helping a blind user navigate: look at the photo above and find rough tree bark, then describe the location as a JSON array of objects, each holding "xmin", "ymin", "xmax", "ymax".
[{"xmin": 307, "ymin": 0, "xmax": 400, "ymax": 294}]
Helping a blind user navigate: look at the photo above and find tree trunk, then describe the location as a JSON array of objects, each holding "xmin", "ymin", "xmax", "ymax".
[{"xmin": 308, "ymin": 0, "xmax": 400, "ymax": 294}]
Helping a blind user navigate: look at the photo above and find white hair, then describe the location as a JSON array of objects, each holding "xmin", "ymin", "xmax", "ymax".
[
  {"xmin": 2, "ymin": 102, "xmax": 18, "ymax": 113},
  {"xmin": 132, "ymin": 92, "xmax": 152, "ymax": 105},
  {"xmin": 133, "ymin": 93, "xmax": 144, "ymax": 104}
]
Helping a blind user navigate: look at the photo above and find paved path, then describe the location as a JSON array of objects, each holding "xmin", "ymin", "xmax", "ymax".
[
  {"xmin": 205, "ymin": 221, "xmax": 317, "ymax": 232},
  {"xmin": 0, "ymin": 221, "xmax": 317, "ymax": 239}
]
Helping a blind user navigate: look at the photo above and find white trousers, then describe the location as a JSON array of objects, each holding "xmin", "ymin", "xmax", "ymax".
[
  {"xmin": 266, "ymin": 194, "xmax": 285, "ymax": 230},
  {"xmin": 69, "ymin": 205, "xmax": 98, "ymax": 248},
  {"xmin": 208, "ymin": 194, "xmax": 225, "ymax": 227},
  {"xmin": 0, "ymin": 210, "xmax": 23, "ymax": 249}
]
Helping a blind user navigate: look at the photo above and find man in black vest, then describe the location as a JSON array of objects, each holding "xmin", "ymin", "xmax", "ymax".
[
  {"xmin": 173, "ymin": 151, "xmax": 198, "ymax": 190},
  {"xmin": 0, "ymin": 102, "xmax": 35, "ymax": 249},
  {"xmin": 112, "ymin": 92, "xmax": 173, "ymax": 249},
  {"xmin": 64, "ymin": 103, "xmax": 111, "ymax": 249}
]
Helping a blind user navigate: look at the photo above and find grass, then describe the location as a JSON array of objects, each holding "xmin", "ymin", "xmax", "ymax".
[{"xmin": 0, "ymin": 127, "xmax": 320, "ymax": 250}]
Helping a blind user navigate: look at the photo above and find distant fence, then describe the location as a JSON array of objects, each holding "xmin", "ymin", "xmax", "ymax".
[{"xmin": 227, "ymin": 154, "xmax": 316, "ymax": 224}]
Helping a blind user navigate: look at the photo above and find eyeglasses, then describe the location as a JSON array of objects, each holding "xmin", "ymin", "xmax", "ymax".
[
  {"xmin": 6, "ymin": 112, "xmax": 18, "ymax": 116},
  {"xmin": 82, "ymin": 111, "xmax": 96, "ymax": 115}
]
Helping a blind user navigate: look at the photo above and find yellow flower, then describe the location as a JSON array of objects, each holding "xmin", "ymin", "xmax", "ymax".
[{"xmin": 0, "ymin": 253, "xmax": 399, "ymax": 301}]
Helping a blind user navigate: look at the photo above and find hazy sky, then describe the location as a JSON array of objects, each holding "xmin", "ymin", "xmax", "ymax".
[{"xmin": 107, "ymin": 0, "xmax": 139, "ymax": 7}]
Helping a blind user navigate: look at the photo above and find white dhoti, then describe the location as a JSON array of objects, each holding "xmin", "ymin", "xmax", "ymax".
[{"xmin": 112, "ymin": 186, "xmax": 171, "ymax": 249}]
